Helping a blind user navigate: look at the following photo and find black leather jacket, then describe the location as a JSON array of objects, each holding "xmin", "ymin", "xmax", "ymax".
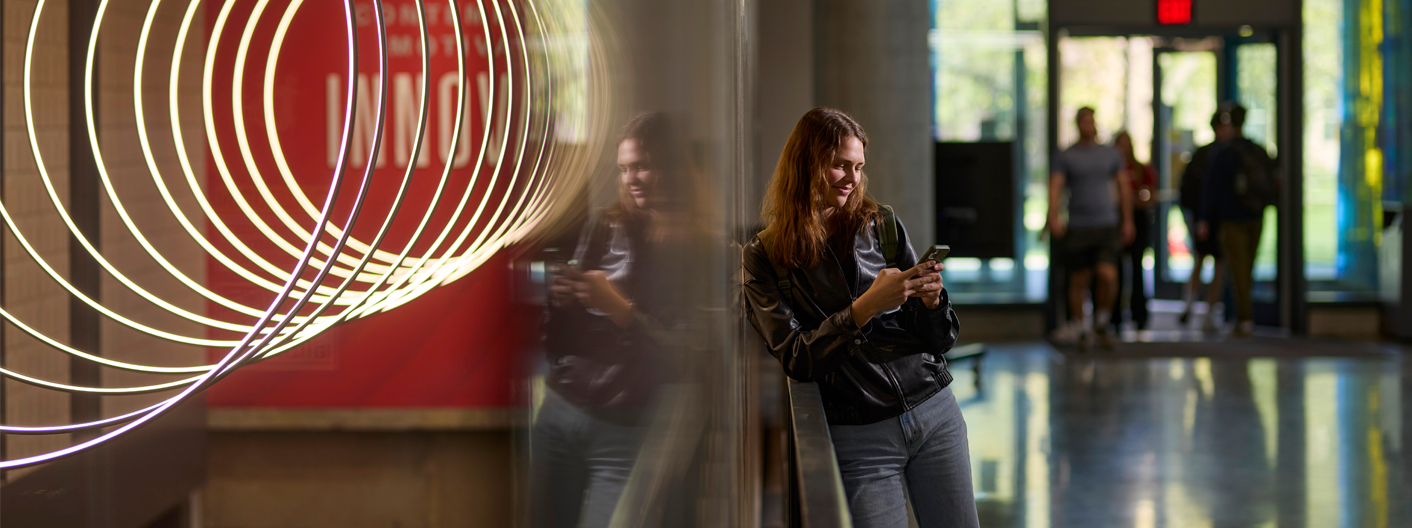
[
  {"xmin": 544, "ymin": 208, "xmax": 671, "ymax": 421},
  {"xmin": 743, "ymin": 215, "xmax": 959, "ymax": 425}
]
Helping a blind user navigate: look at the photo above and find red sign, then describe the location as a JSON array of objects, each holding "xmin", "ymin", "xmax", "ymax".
[
  {"xmin": 1158, "ymin": 0, "xmax": 1192, "ymax": 24},
  {"xmin": 202, "ymin": 0, "xmax": 530, "ymax": 409}
]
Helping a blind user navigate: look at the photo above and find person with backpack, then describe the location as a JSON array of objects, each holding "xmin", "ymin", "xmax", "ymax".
[
  {"xmin": 1196, "ymin": 102, "xmax": 1276, "ymax": 337},
  {"xmin": 1177, "ymin": 114, "xmax": 1235, "ymax": 332},
  {"xmin": 742, "ymin": 108, "xmax": 976, "ymax": 528}
]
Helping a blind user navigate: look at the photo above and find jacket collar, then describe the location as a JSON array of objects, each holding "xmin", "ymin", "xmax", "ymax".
[{"xmin": 798, "ymin": 218, "xmax": 877, "ymax": 312}]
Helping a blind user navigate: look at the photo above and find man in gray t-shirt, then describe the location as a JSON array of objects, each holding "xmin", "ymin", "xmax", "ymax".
[
  {"xmin": 1055, "ymin": 144, "xmax": 1122, "ymax": 228},
  {"xmin": 1047, "ymin": 107, "xmax": 1134, "ymax": 349}
]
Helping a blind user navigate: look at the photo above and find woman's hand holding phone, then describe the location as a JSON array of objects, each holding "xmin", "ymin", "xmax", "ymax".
[
  {"xmin": 913, "ymin": 260, "xmax": 945, "ymax": 309},
  {"xmin": 550, "ymin": 266, "xmax": 635, "ymax": 328},
  {"xmin": 549, "ymin": 264, "xmax": 579, "ymax": 307},
  {"xmin": 851, "ymin": 262, "xmax": 943, "ymax": 327}
]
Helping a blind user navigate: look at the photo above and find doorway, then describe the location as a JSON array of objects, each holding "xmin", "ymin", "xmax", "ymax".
[{"xmin": 1053, "ymin": 30, "xmax": 1289, "ymax": 329}]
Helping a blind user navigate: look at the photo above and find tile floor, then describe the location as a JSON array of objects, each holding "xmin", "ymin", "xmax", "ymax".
[{"xmin": 952, "ymin": 341, "xmax": 1410, "ymax": 528}]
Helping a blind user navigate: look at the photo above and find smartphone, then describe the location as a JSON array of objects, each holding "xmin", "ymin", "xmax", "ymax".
[{"xmin": 919, "ymin": 245, "xmax": 950, "ymax": 264}]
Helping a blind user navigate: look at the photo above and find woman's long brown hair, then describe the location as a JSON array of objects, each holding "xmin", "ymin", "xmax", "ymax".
[
  {"xmin": 1114, "ymin": 130, "xmax": 1140, "ymax": 168},
  {"xmin": 761, "ymin": 108, "xmax": 879, "ymax": 269}
]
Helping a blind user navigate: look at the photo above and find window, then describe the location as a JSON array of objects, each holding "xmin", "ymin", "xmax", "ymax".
[{"xmin": 931, "ymin": 0, "xmax": 1047, "ymax": 303}]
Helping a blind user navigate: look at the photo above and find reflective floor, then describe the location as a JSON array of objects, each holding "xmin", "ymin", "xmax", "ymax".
[{"xmin": 954, "ymin": 341, "xmax": 1410, "ymax": 528}]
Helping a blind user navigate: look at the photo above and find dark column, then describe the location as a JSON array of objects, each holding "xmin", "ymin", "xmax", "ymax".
[
  {"xmin": 68, "ymin": 0, "xmax": 102, "ymax": 442},
  {"xmin": 69, "ymin": 0, "xmax": 109, "ymax": 525},
  {"xmin": 813, "ymin": 0, "xmax": 934, "ymax": 247},
  {"xmin": 0, "ymin": 0, "xmax": 8, "ymax": 481},
  {"xmin": 753, "ymin": 0, "xmax": 813, "ymax": 217}
]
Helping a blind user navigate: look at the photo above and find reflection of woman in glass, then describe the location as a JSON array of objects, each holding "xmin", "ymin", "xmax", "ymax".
[
  {"xmin": 532, "ymin": 112, "xmax": 682, "ymax": 528},
  {"xmin": 1113, "ymin": 131, "xmax": 1157, "ymax": 330},
  {"xmin": 743, "ymin": 108, "xmax": 976, "ymax": 528}
]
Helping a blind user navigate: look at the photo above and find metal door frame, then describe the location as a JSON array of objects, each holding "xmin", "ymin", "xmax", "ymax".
[{"xmin": 1046, "ymin": 25, "xmax": 1304, "ymax": 332}]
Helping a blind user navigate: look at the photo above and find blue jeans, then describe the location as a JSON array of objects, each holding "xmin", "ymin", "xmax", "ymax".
[
  {"xmin": 828, "ymin": 386, "xmax": 978, "ymax": 528},
  {"xmin": 529, "ymin": 388, "xmax": 645, "ymax": 528}
]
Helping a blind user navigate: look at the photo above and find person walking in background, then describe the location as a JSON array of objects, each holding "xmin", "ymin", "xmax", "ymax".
[
  {"xmin": 1197, "ymin": 102, "xmax": 1276, "ymax": 337},
  {"xmin": 1112, "ymin": 131, "xmax": 1156, "ymax": 331},
  {"xmin": 1178, "ymin": 113, "xmax": 1235, "ymax": 332},
  {"xmin": 1048, "ymin": 107, "xmax": 1135, "ymax": 350}
]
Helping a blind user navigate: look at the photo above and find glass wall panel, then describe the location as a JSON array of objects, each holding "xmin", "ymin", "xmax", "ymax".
[
  {"xmin": 1304, "ymin": 0, "xmax": 1342, "ymax": 284},
  {"xmin": 930, "ymin": 0, "xmax": 1047, "ymax": 303},
  {"xmin": 1236, "ymin": 43, "xmax": 1279, "ymax": 282},
  {"xmin": 1237, "ymin": 44, "xmax": 1279, "ymax": 157},
  {"xmin": 1158, "ymin": 50, "xmax": 1218, "ymax": 284},
  {"xmin": 1058, "ymin": 37, "xmax": 1129, "ymax": 148},
  {"xmin": 1304, "ymin": 0, "xmax": 1383, "ymax": 299}
]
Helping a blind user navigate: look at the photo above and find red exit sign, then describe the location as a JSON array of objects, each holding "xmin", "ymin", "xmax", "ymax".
[{"xmin": 1158, "ymin": 0, "xmax": 1192, "ymax": 24}]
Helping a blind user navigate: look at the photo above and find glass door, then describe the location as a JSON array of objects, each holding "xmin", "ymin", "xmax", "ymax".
[
  {"xmin": 1153, "ymin": 40, "xmax": 1282, "ymax": 325},
  {"xmin": 1051, "ymin": 32, "xmax": 1291, "ymax": 330},
  {"xmin": 1233, "ymin": 42, "xmax": 1282, "ymax": 325},
  {"xmin": 1153, "ymin": 48, "xmax": 1218, "ymax": 299}
]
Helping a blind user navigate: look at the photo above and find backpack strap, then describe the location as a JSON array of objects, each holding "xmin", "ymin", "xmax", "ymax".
[
  {"xmin": 758, "ymin": 233, "xmax": 794, "ymax": 300},
  {"xmin": 878, "ymin": 205, "xmax": 900, "ymax": 269},
  {"xmin": 772, "ymin": 260, "xmax": 792, "ymax": 299}
]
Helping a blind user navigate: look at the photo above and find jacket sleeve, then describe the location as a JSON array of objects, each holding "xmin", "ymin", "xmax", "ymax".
[
  {"xmin": 1200, "ymin": 146, "xmax": 1237, "ymax": 223},
  {"xmin": 882, "ymin": 217, "xmax": 961, "ymax": 353},
  {"xmin": 742, "ymin": 240, "xmax": 867, "ymax": 382},
  {"xmin": 1180, "ymin": 149, "xmax": 1200, "ymax": 189}
]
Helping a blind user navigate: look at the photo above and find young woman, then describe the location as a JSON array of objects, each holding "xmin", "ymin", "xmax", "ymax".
[
  {"xmin": 533, "ymin": 112, "xmax": 686, "ymax": 528},
  {"xmin": 1113, "ymin": 131, "xmax": 1158, "ymax": 330},
  {"xmin": 742, "ymin": 108, "xmax": 977, "ymax": 528}
]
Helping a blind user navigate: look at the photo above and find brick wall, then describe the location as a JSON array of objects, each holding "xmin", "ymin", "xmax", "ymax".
[
  {"xmin": 2, "ymin": 0, "xmax": 207, "ymax": 482},
  {"xmin": 5, "ymin": 0, "xmax": 75, "ymax": 482}
]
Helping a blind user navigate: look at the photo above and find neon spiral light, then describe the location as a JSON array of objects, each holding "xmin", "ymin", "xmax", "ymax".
[{"xmin": 0, "ymin": 0, "xmax": 604, "ymax": 468}]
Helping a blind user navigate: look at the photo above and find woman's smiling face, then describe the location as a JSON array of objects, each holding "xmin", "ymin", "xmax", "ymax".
[
  {"xmin": 825, "ymin": 136, "xmax": 864, "ymax": 210},
  {"xmin": 618, "ymin": 138, "xmax": 654, "ymax": 209}
]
